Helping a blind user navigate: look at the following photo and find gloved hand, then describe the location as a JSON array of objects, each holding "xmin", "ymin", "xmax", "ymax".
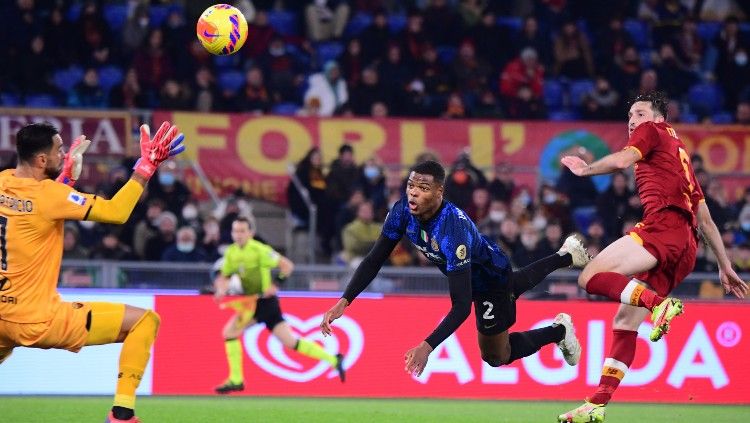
[
  {"xmin": 133, "ymin": 121, "xmax": 186, "ymax": 179},
  {"xmin": 56, "ymin": 135, "xmax": 91, "ymax": 186}
]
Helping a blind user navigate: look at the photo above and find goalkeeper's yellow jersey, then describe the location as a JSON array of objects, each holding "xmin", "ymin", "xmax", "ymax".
[
  {"xmin": 0, "ymin": 169, "xmax": 96, "ymax": 323},
  {"xmin": 220, "ymin": 239, "xmax": 281, "ymax": 295}
]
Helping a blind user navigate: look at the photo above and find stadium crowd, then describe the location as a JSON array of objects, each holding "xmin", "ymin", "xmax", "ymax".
[
  {"xmin": 1, "ymin": 0, "xmax": 750, "ymax": 123},
  {"xmin": 0, "ymin": 0, "xmax": 749, "ymax": 274},
  {"xmin": 42, "ymin": 139, "xmax": 750, "ymax": 280}
]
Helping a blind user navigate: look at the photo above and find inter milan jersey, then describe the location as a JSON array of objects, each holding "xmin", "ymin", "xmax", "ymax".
[
  {"xmin": 625, "ymin": 121, "xmax": 704, "ymax": 226},
  {"xmin": 382, "ymin": 198, "xmax": 511, "ymax": 294}
]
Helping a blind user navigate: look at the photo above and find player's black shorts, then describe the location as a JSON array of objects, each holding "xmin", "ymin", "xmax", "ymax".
[
  {"xmin": 473, "ymin": 282, "xmax": 516, "ymax": 336},
  {"xmin": 254, "ymin": 296, "xmax": 285, "ymax": 330}
]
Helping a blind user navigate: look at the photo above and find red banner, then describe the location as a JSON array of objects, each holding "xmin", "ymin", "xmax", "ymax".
[
  {"xmin": 152, "ymin": 295, "xmax": 750, "ymax": 403},
  {"xmin": 151, "ymin": 112, "xmax": 750, "ymax": 203},
  {"xmin": 0, "ymin": 107, "xmax": 133, "ymax": 156}
]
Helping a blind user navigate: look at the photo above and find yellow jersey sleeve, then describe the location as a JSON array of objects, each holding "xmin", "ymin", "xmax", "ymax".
[{"xmin": 36, "ymin": 180, "xmax": 96, "ymax": 221}]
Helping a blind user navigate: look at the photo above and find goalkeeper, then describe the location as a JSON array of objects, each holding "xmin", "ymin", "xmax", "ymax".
[
  {"xmin": 212, "ymin": 216, "xmax": 345, "ymax": 393},
  {"xmin": 0, "ymin": 121, "xmax": 185, "ymax": 423}
]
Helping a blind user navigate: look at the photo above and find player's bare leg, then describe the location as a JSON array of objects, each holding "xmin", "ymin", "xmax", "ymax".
[
  {"xmin": 215, "ymin": 314, "xmax": 256, "ymax": 394},
  {"xmin": 272, "ymin": 322, "xmax": 346, "ymax": 382},
  {"xmin": 578, "ymin": 234, "xmax": 683, "ymax": 338},
  {"xmin": 86, "ymin": 304, "xmax": 160, "ymax": 423}
]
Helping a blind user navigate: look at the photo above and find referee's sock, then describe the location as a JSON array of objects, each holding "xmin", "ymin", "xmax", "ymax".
[
  {"xmin": 295, "ymin": 338, "xmax": 337, "ymax": 366},
  {"xmin": 113, "ymin": 310, "xmax": 160, "ymax": 419},
  {"xmin": 507, "ymin": 325, "xmax": 566, "ymax": 363},
  {"xmin": 224, "ymin": 338, "xmax": 245, "ymax": 384}
]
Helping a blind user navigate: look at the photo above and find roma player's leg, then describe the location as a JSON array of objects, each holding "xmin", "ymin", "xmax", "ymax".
[{"xmin": 86, "ymin": 303, "xmax": 160, "ymax": 422}]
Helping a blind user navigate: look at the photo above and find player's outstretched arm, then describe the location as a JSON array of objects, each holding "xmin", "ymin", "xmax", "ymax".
[
  {"xmin": 86, "ymin": 122, "xmax": 185, "ymax": 224},
  {"xmin": 320, "ymin": 235, "xmax": 399, "ymax": 335},
  {"xmin": 697, "ymin": 201, "xmax": 749, "ymax": 298},
  {"xmin": 561, "ymin": 147, "xmax": 640, "ymax": 177},
  {"xmin": 405, "ymin": 268, "xmax": 472, "ymax": 376}
]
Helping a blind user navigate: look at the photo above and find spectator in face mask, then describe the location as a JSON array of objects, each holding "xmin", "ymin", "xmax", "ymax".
[
  {"xmin": 180, "ymin": 201, "xmax": 202, "ymax": 235},
  {"xmin": 512, "ymin": 223, "xmax": 546, "ymax": 267},
  {"xmin": 161, "ymin": 226, "xmax": 210, "ymax": 262},
  {"xmin": 359, "ymin": 156, "xmax": 386, "ymax": 215},
  {"xmin": 444, "ymin": 152, "xmax": 487, "ymax": 210},
  {"xmin": 478, "ymin": 199, "xmax": 508, "ymax": 240},
  {"xmin": 147, "ymin": 162, "xmax": 190, "ymax": 215}
]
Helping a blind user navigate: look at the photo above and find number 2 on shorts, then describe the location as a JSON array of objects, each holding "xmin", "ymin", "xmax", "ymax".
[{"xmin": 482, "ymin": 301, "xmax": 495, "ymax": 320}]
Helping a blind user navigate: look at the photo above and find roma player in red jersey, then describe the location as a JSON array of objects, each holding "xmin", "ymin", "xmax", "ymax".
[{"xmin": 556, "ymin": 91, "xmax": 748, "ymax": 422}]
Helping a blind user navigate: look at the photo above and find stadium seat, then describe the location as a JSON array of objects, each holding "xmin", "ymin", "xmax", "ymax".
[
  {"xmin": 267, "ymin": 11, "xmax": 298, "ymax": 36},
  {"xmin": 623, "ymin": 19, "xmax": 650, "ymax": 49},
  {"xmin": 272, "ymin": 102, "xmax": 299, "ymax": 116},
  {"xmin": 688, "ymin": 83, "xmax": 723, "ymax": 117},
  {"xmin": 217, "ymin": 70, "xmax": 245, "ymax": 92},
  {"xmin": 697, "ymin": 22, "xmax": 721, "ymax": 42},
  {"xmin": 345, "ymin": 12, "xmax": 372, "ymax": 38},
  {"xmin": 0, "ymin": 93, "xmax": 21, "ymax": 106},
  {"xmin": 52, "ymin": 67, "xmax": 84, "ymax": 92},
  {"xmin": 388, "ymin": 14, "xmax": 407, "ymax": 34},
  {"xmin": 24, "ymin": 94, "xmax": 58, "ymax": 108},
  {"xmin": 213, "ymin": 54, "xmax": 240, "ymax": 69},
  {"xmin": 436, "ymin": 45, "xmax": 457, "ymax": 64},
  {"xmin": 572, "ymin": 206, "xmax": 597, "ymax": 233},
  {"xmin": 66, "ymin": 3, "xmax": 82, "ymax": 21},
  {"xmin": 543, "ymin": 79, "xmax": 564, "ymax": 110},
  {"xmin": 639, "ymin": 50, "xmax": 652, "ymax": 68},
  {"xmin": 711, "ymin": 111, "xmax": 734, "ymax": 124},
  {"xmin": 103, "ymin": 4, "xmax": 128, "ymax": 32},
  {"xmin": 496, "ymin": 17, "xmax": 522, "ymax": 33},
  {"xmin": 569, "ymin": 79, "xmax": 595, "ymax": 107},
  {"xmin": 149, "ymin": 5, "xmax": 171, "ymax": 27},
  {"xmin": 98, "ymin": 65, "xmax": 124, "ymax": 90},
  {"xmin": 548, "ymin": 110, "xmax": 579, "ymax": 121},
  {"xmin": 316, "ymin": 41, "xmax": 344, "ymax": 64},
  {"xmin": 680, "ymin": 112, "xmax": 699, "ymax": 123}
]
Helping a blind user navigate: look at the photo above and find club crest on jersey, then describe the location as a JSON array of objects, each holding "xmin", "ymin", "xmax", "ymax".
[
  {"xmin": 431, "ymin": 237, "xmax": 439, "ymax": 251},
  {"xmin": 456, "ymin": 244, "xmax": 467, "ymax": 260},
  {"xmin": 67, "ymin": 192, "xmax": 86, "ymax": 206}
]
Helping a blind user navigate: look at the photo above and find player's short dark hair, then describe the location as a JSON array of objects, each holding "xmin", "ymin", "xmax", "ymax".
[
  {"xmin": 15, "ymin": 122, "xmax": 58, "ymax": 163},
  {"xmin": 233, "ymin": 215, "xmax": 256, "ymax": 232},
  {"xmin": 410, "ymin": 160, "xmax": 445, "ymax": 185},
  {"xmin": 630, "ymin": 91, "xmax": 669, "ymax": 119}
]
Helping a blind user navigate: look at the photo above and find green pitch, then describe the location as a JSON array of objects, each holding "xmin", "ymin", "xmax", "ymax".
[{"xmin": 2, "ymin": 396, "xmax": 748, "ymax": 422}]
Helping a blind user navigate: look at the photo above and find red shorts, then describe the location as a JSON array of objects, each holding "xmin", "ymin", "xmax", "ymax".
[{"xmin": 629, "ymin": 208, "xmax": 697, "ymax": 297}]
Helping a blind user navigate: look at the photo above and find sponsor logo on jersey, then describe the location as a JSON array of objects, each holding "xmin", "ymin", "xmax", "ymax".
[{"xmin": 0, "ymin": 276, "xmax": 10, "ymax": 291}]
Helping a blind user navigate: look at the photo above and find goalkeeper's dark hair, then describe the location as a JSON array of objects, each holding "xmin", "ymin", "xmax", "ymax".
[
  {"xmin": 233, "ymin": 215, "xmax": 256, "ymax": 232},
  {"xmin": 410, "ymin": 160, "xmax": 446, "ymax": 185},
  {"xmin": 629, "ymin": 91, "xmax": 669, "ymax": 120},
  {"xmin": 15, "ymin": 122, "xmax": 59, "ymax": 163}
]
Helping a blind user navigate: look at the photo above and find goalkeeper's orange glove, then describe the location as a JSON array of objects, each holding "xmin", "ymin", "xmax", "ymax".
[
  {"xmin": 133, "ymin": 121, "xmax": 186, "ymax": 179},
  {"xmin": 56, "ymin": 135, "xmax": 91, "ymax": 186}
]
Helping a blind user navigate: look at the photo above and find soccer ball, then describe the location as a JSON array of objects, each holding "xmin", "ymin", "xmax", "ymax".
[{"xmin": 196, "ymin": 4, "xmax": 248, "ymax": 55}]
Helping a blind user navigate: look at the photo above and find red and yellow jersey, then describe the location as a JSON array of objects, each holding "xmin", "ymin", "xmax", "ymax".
[
  {"xmin": 0, "ymin": 170, "xmax": 96, "ymax": 323},
  {"xmin": 625, "ymin": 121, "xmax": 704, "ymax": 226}
]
